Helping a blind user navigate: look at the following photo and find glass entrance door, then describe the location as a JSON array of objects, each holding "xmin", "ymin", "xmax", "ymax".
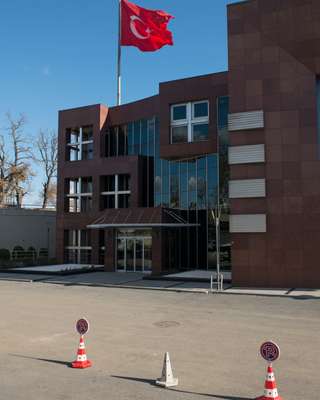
[
  {"xmin": 126, "ymin": 239, "xmax": 135, "ymax": 272},
  {"xmin": 116, "ymin": 230, "xmax": 152, "ymax": 273},
  {"xmin": 135, "ymin": 239, "xmax": 143, "ymax": 272}
]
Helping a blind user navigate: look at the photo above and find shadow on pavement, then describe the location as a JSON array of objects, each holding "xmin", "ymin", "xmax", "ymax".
[
  {"xmin": 290, "ymin": 295, "xmax": 320, "ymax": 300},
  {"xmin": 171, "ymin": 388, "xmax": 252, "ymax": 399},
  {"xmin": 111, "ymin": 375, "xmax": 156, "ymax": 386},
  {"xmin": 9, "ymin": 353, "xmax": 71, "ymax": 367},
  {"xmin": 111, "ymin": 375, "xmax": 251, "ymax": 399}
]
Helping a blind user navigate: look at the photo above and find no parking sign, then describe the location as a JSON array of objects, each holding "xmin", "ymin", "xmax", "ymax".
[
  {"xmin": 76, "ymin": 318, "xmax": 90, "ymax": 336},
  {"xmin": 260, "ymin": 341, "xmax": 280, "ymax": 363}
]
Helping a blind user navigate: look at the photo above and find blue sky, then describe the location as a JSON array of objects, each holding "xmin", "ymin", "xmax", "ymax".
[{"xmin": 0, "ymin": 0, "xmax": 243, "ymax": 204}]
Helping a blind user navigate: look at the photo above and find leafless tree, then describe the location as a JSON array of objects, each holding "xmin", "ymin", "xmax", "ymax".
[
  {"xmin": 2, "ymin": 113, "xmax": 33, "ymax": 207},
  {"xmin": 6, "ymin": 113, "xmax": 32, "ymax": 206},
  {"xmin": 0, "ymin": 134, "xmax": 8, "ymax": 206},
  {"xmin": 34, "ymin": 130, "xmax": 58, "ymax": 209}
]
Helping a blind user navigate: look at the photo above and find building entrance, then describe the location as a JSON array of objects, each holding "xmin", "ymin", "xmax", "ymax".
[{"xmin": 116, "ymin": 229, "xmax": 152, "ymax": 273}]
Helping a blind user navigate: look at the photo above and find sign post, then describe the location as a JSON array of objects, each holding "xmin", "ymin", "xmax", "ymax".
[
  {"xmin": 256, "ymin": 341, "xmax": 282, "ymax": 400},
  {"xmin": 71, "ymin": 318, "xmax": 92, "ymax": 369}
]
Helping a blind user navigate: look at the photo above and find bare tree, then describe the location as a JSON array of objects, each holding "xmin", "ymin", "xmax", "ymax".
[
  {"xmin": 2, "ymin": 113, "xmax": 33, "ymax": 207},
  {"xmin": 0, "ymin": 134, "xmax": 8, "ymax": 206},
  {"xmin": 46, "ymin": 182, "xmax": 57, "ymax": 207},
  {"xmin": 34, "ymin": 130, "xmax": 58, "ymax": 209}
]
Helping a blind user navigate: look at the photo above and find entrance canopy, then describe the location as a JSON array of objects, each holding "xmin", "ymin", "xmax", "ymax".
[{"xmin": 87, "ymin": 207, "xmax": 199, "ymax": 229}]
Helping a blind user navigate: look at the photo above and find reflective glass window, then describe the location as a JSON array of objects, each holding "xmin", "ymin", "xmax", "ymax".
[
  {"xmin": 81, "ymin": 177, "xmax": 92, "ymax": 193},
  {"xmin": 171, "ymin": 125, "xmax": 188, "ymax": 143},
  {"xmin": 69, "ymin": 129, "xmax": 80, "ymax": 144},
  {"xmin": 127, "ymin": 123, "xmax": 134, "ymax": 155},
  {"xmin": 82, "ymin": 142, "xmax": 93, "ymax": 160},
  {"xmin": 217, "ymin": 96, "xmax": 229, "ymax": 130},
  {"xmin": 82, "ymin": 126, "xmax": 93, "ymax": 141},
  {"xmin": 118, "ymin": 193, "xmax": 130, "ymax": 208},
  {"xmin": 118, "ymin": 174, "xmax": 130, "ymax": 191},
  {"xmin": 133, "ymin": 121, "xmax": 141, "ymax": 154},
  {"xmin": 172, "ymin": 104, "xmax": 187, "ymax": 121},
  {"xmin": 102, "ymin": 176, "xmax": 115, "ymax": 192},
  {"xmin": 67, "ymin": 197, "xmax": 79, "ymax": 213},
  {"xmin": 81, "ymin": 196, "xmax": 92, "ymax": 212},
  {"xmin": 193, "ymin": 102, "xmax": 208, "ymax": 119},
  {"xmin": 80, "ymin": 230, "xmax": 91, "ymax": 247},
  {"xmin": 192, "ymin": 123, "xmax": 208, "ymax": 141},
  {"xmin": 118, "ymin": 126, "xmax": 127, "ymax": 156},
  {"xmin": 102, "ymin": 195, "xmax": 115, "ymax": 209},
  {"xmin": 170, "ymin": 162, "xmax": 179, "ymax": 208}
]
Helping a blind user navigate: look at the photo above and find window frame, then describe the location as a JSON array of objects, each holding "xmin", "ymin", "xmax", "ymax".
[
  {"xmin": 170, "ymin": 100, "xmax": 209, "ymax": 144},
  {"xmin": 64, "ymin": 229, "xmax": 92, "ymax": 264},
  {"xmin": 101, "ymin": 174, "xmax": 131, "ymax": 209},
  {"xmin": 66, "ymin": 125, "xmax": 93, "ymax": 161},
  {"xmin": 66, "ymin": 177, "xmax": 93, "ymax": 213}
]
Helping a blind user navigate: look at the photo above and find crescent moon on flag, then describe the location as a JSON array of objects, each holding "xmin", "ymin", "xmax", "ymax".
[{"xmin": 130, "ymin": 16, "xmax": 151, "ymax": 40}]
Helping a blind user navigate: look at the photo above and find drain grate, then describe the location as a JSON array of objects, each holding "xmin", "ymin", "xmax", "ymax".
[{"xmin": 153, "ymin": 320, "xmax": 180, "ymax": 328}]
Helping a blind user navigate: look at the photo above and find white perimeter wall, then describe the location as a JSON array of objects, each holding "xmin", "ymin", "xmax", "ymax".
[{"xmin": 0, "ymin": 208, "xmax": 56, "ymax": 258}]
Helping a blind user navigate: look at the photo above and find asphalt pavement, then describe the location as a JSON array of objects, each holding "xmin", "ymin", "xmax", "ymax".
[{"xmin": 0, "ymin": 279, "xmax": 319, "ymax": 400}]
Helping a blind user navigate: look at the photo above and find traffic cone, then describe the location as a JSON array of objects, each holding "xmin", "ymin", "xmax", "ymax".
[
  {"xmin": 71, "ymin": 335, "xmax": 92, "ymax": 369},
  {"xmin": 156, "ymin": 352, "xmax": 178, "ymax": 388},
  {"xmin": 256, "ymin": 364, "xmax": 282, "ymax": 400}
]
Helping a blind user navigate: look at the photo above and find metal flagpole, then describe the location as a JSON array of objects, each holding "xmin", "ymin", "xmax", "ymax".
[
  {"xmin": 117, "ymin": 0, "xmax": 122, "ymax": 105},
  {"xmin": 215, "ymin": 98, "xmax": 221, "ymax": 290}
]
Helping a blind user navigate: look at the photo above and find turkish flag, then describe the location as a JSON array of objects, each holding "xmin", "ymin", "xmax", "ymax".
[{"xmin": 121, "ymin": 0, "xmax": 174, "ymax": 52}]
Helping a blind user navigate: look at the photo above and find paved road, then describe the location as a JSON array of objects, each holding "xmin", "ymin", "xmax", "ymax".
[{"xmin": 0, "ymin": 280, "xmax": 319, "ymax": 400}]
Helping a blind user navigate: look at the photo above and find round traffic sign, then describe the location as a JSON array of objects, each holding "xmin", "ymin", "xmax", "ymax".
[
  {"xmin": 260, "ymin": 341, "xmax": 280, "ymax": 363},
  {"xmin": 76, "ymin": 318, "xmax": 90, "ymax": 335}
]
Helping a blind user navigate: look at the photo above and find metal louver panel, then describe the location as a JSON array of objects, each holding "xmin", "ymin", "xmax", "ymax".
[
  {"xmin": 229, "ymin": 179, "xmax": 266, "ymax": 198},
  {"xmin": 228, "ymin": 110, "xmax": 264, "ymax": 131},
  {"xmin": 230, "ymin": 214, "xmax": 266, "ymax": 233},
  {"xmin": 228, "ymin": 144, "xmax": 265, "ymax": 164}
]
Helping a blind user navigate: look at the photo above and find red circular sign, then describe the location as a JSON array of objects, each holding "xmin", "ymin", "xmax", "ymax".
[
  {"xmin": 260, "ymin": 341, "xmax": 280, "ymax": 362},
  {"xmin": 76, "ymin": 318, "xmax": 89, "ymax": 335}
]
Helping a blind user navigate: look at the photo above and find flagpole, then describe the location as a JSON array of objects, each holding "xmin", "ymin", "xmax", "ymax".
[{"xmin": 117, "ymin": 0, "xmax": 122, "ymax": 106}]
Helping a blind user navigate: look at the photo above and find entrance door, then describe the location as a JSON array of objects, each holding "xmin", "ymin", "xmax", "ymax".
[
  {"xmin": 126, "ymin": 239, "xmax": 135, "ymax": 272},
  {"xmin": 116, "ymin": 238, "xmax": 125, "ymax": 271},
  {"xmin": 135, "ymin": 239, "xmax": 143, "ymax": 272},
  {"xmin": 116, "ymin": 232, "xmax": 152, "ymax": 273},
  {"xmin": 143, "ymin": 238, "xmax": 152, "ymax": 272}
]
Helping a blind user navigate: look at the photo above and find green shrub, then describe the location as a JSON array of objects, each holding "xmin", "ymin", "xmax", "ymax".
[
  {"xmin": 0, "ymin": 248, "xmax": 10, "ymax": 261},
  {"xmin": 12, "ymin": 246, "xmax": 24, "ymax": 260}
]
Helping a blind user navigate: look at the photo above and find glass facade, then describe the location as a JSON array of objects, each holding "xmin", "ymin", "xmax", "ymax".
[
  {"xmin": 104, "ymin": 96, "xmax": 230, "ymax": 271},
  {"xmin": 208, "ymin": 96, "xmax": 231, "ymax": 270}
]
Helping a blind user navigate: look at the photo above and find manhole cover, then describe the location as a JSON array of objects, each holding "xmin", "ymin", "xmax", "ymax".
[{"xmin": 153, "ymin": 320, "xmax": 180, "ymax": 328}]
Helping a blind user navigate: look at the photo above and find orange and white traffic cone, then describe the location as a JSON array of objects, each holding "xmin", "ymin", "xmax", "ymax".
[
  {"xmin": 71, "ymin": 335, "xmax": 92, "ymax": 369},
  {"xmin": 256, "ymin": 364, "xmax": 282, "ymax": 400}
]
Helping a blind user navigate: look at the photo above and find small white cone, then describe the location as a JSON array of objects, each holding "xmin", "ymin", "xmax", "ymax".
[{"xmin": 156, "ymin": 352, "xmax": 178, "ymax": 388}]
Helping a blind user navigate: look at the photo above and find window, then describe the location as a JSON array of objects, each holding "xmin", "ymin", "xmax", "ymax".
[
  {"xmin": 64, "ymin": 229, "xmax": 92, "ymax": 264},
  {"xmin": 65, "ymin": 177, "xmax": 92, "ymax": 212},
  {"xmin": 171, "ymin": 101, "xmax": 209, "ymax": 143},
  {"xmin": 101, "ymin": 174, "xmax": 130, "ymax": 209},
  {"xmin": 105, "ymin": 126, "xmax": 128, "ymax": 157},
  {"xmin": 66, "ymin": 125, "xmax": 93, "ymax": 161}
]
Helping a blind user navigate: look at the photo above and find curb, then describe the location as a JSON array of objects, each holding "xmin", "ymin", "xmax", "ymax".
[{"xmin": 37, "ymin": 280, "xmax": 210, "ymax": 294}]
